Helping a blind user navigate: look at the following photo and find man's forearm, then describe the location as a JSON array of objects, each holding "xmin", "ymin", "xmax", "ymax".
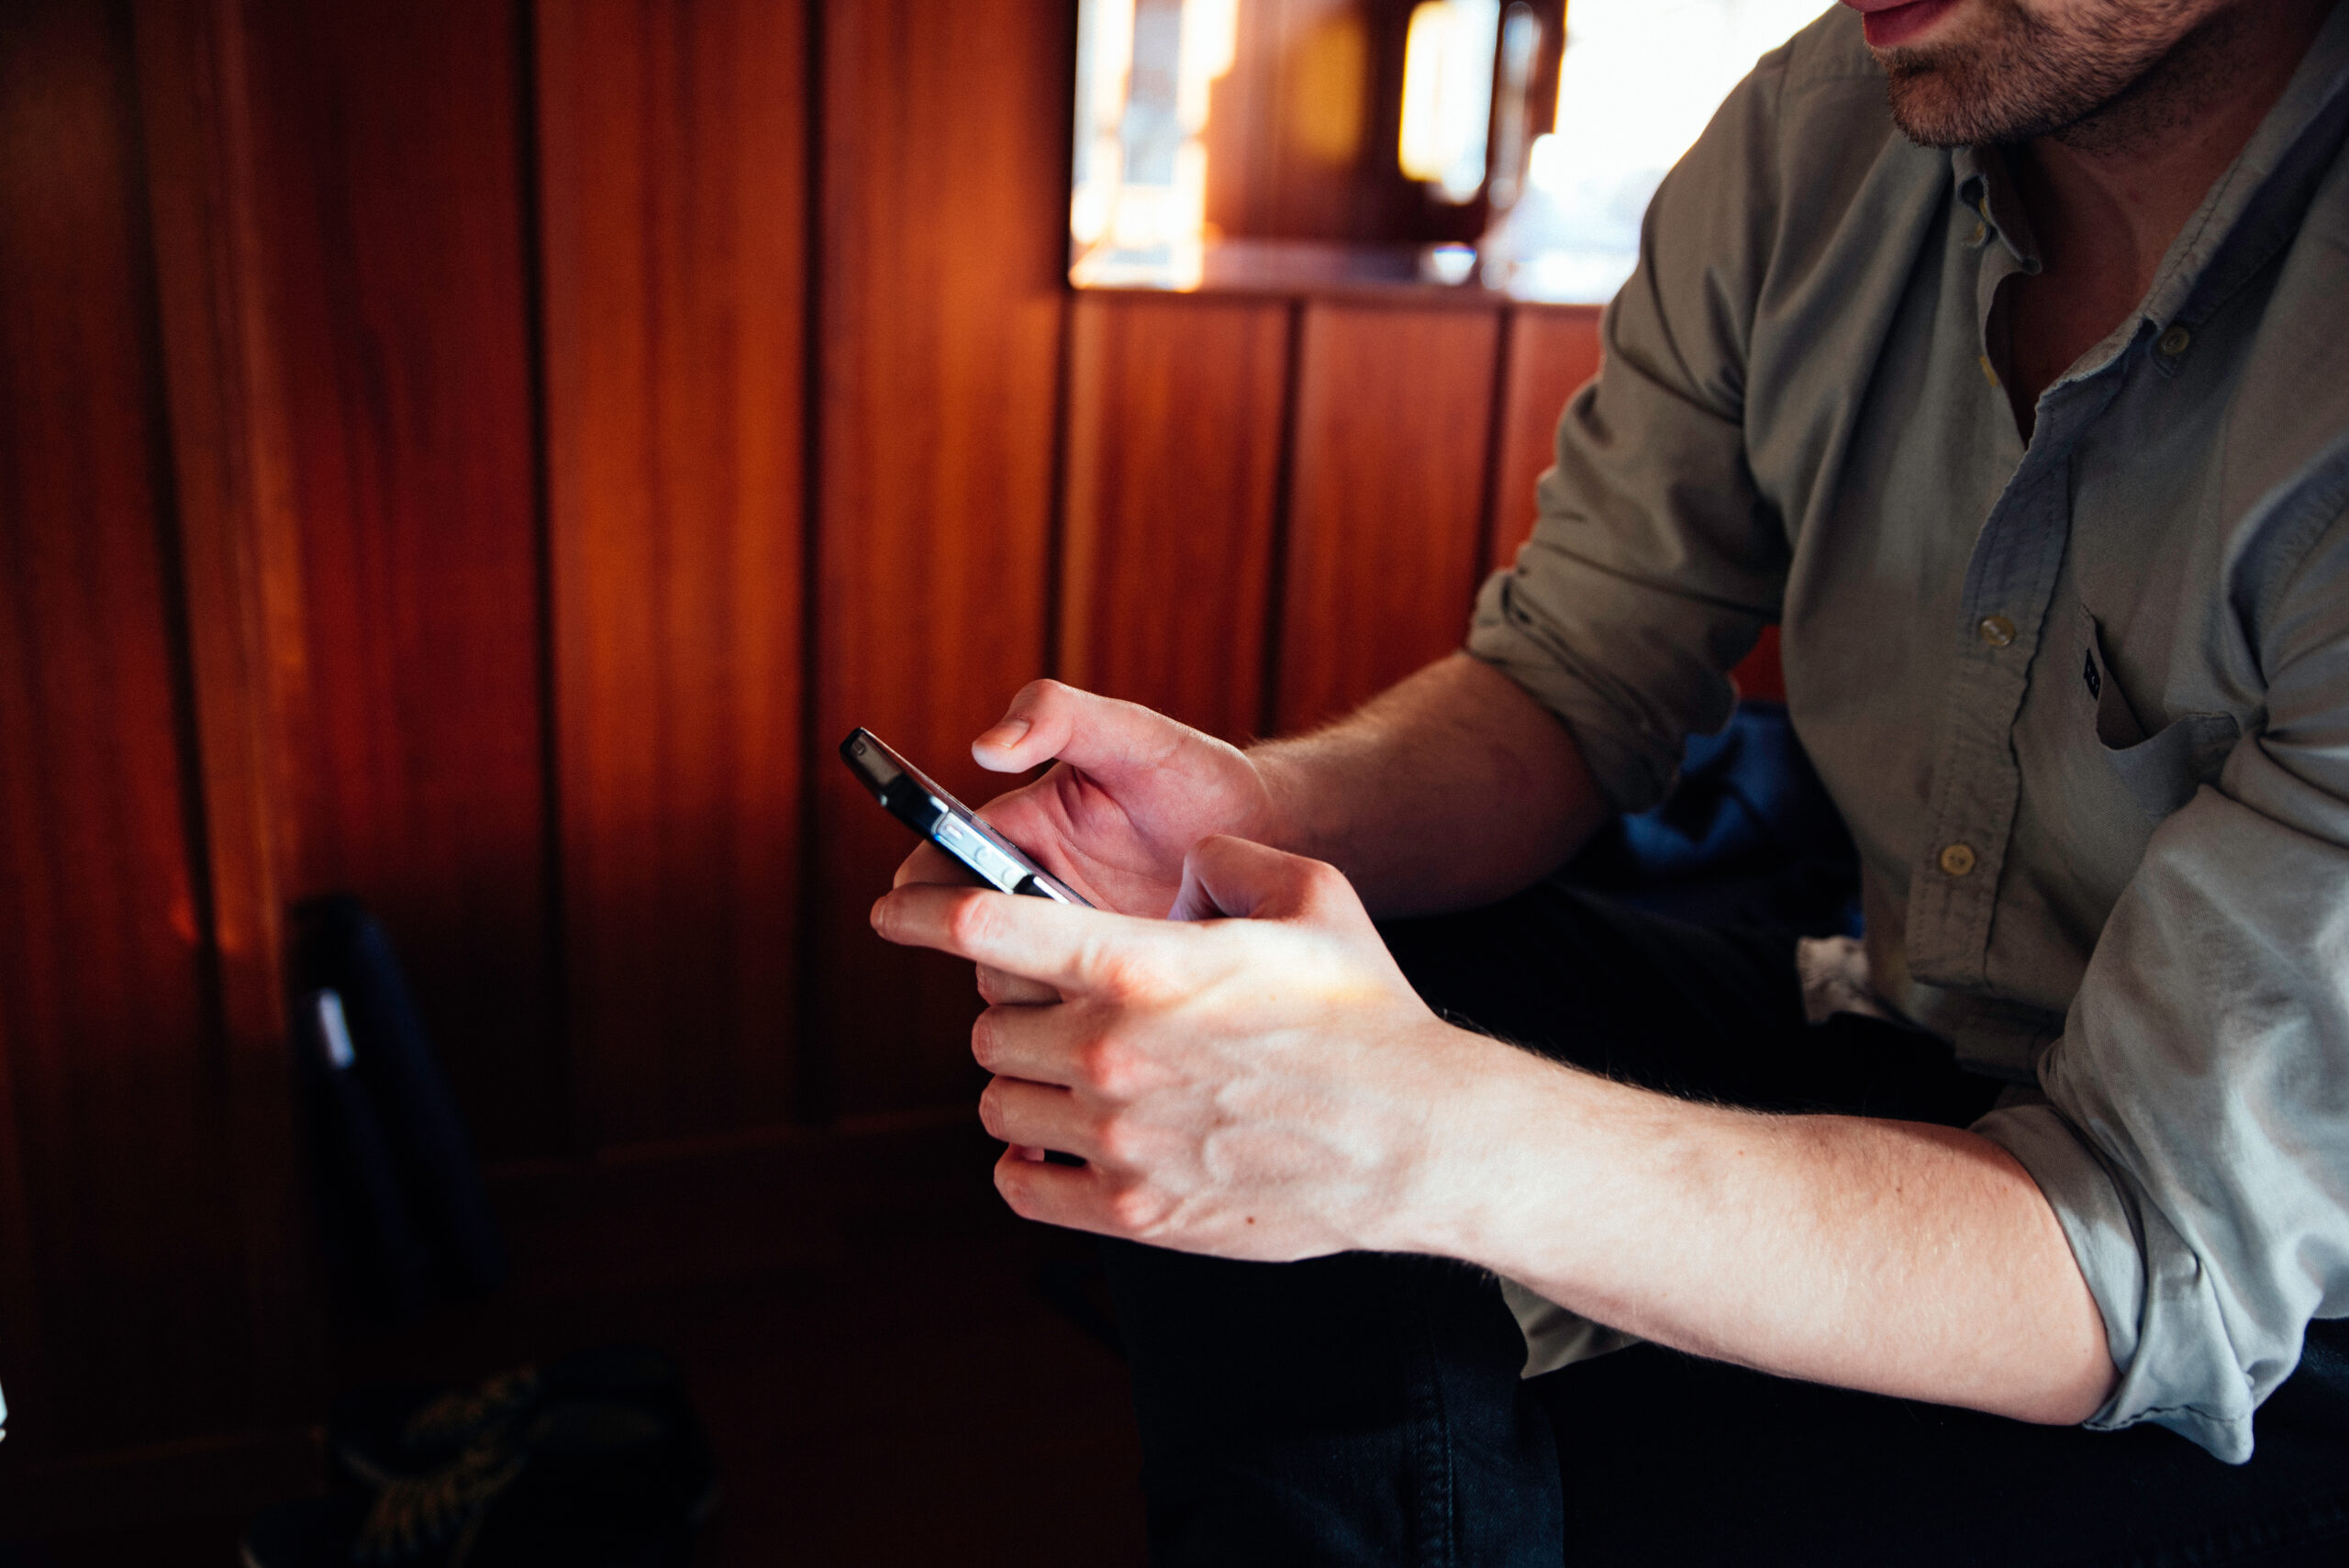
[
  {"xmin": 1401, "ymin": 1037, "xmax": 2117, "ymax": 1425},
  {"xmin": 1251, "ymin": 653, "xmax": 1609, "ymax": 916}
]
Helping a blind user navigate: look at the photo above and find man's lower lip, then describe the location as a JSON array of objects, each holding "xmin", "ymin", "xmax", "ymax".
[{"xmin": 1859, "ymin": 0, "xmax": 1959, "ymax": 48}]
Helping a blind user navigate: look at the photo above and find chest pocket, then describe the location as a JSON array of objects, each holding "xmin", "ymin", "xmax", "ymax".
[{"xmin": 2073, "ymin": 601, "xmax": 2240, "ymax": 823}]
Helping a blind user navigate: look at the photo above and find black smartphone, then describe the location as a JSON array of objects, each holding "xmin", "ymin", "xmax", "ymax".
[{"xmin": 840, "ymin": 728, "xmax": 1093, "ymax": 908}]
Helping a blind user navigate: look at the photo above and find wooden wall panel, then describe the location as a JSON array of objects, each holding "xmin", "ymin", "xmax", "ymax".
[
  {"xmin": 132, "ymin": 0, "xmax": 318, "ymax": 1431},
  {"xmin": 0, "ymin": 0, "xmax": 260, "ymax": 1455},
  {"xmin": 1059, "ymin": 295, "xmax": 1292, "ymax": 744},
  {"xmin": 238, "ymin": 0, "xmax": 557, "ymax": 1159},
  {"xmin": 812, "ymin": 0, "xmax": 1074, "ymax": 1118},
  {"xmin": 1485, "ymin": 304, "xmax": 1601, "ymax": 573},
  {"xmin": 539, "ymin": 0, "xmax": 808, "ymax": 1149},
  {"xmin": 2, "ymin": 0, "xmax": 1651, "ymax": 1507},
  {"xmin": 1274, "ymin": 303, "xmax": 1501, "ymax": 731}
]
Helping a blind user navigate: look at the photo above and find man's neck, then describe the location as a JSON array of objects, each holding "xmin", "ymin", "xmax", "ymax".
[
  {"xmin": 1999, "ymin": 0, "xmax": 2334, "ymax": 436},
  {"xmin": 2020, "ymin": 0, "xmax": 2333, "ymax": 300}
]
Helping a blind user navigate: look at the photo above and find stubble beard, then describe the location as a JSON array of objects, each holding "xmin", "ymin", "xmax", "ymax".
[{"xmin": 1877, "ymin": 0, "xmax": 2231, "ymax": 151}]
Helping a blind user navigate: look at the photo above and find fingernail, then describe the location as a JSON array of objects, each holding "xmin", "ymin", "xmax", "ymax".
[{"xmin": 977, "ymin": 718, "xmax": 1030, "ymax": 751}]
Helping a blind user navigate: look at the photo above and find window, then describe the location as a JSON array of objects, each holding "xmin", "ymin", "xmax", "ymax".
[
  {"xmin": 1496, "ymin": 0, "xmax": 1830, "ymax": 299},
  {"xmin": 1070, "ymin": 0, "xmax": 1829, "ymax": 300}
]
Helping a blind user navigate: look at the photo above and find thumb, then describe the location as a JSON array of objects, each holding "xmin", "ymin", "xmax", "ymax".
[
  {"xmin": 972, "ymin": 679, "xmax": 1195, "ymax": 780},
  {"xmin": 1169, "ymin": 835, "xmax": 1348, "ymax": 924}
]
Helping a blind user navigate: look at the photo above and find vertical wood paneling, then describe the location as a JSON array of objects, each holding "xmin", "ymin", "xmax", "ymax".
[
  {"xmin": 1059, "ymin": 295, "xmax": 1291, "ymax": 744},
  {"xmin": 0, "ymin": 0, "xmax": 257, "ymax": 1454},
  {"xmin": 132, "ymin": 0, "xmax": 317, "ymax": 1427},
  {"xmin": 1275, "ymin": 303, "xmax": 1501, "ymax": 731},
  {"xmin": 813, "ymin": 0, "xmax": 1074, "ymax": 1118},
  {"xmin": 3, "ymin": 0, "xmax": 1663, "ymax": 1503},
  {"xmin": 1485, "ymin": 304, "xmax": 1601, "ymax": 573},
  {"xmin": 538, "ymin": 0, "xmax": 809, "ymax": 1149},
  {"xmin": 239, "ymin": 0, "xmax": 556, "ymax": 1159}
]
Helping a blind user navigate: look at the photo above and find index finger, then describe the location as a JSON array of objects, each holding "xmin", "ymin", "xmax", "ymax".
[
  {"xmin": 971, "ymin": 679, "xmax": 1195, "ymax": 784},
  {"xmin": 870, "ymin": 882, "xmax": 1179, "ymax": 996}
]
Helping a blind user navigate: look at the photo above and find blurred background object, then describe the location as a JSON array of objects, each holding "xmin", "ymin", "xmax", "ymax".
[
  {"xmin": 289, "ymin": 898, "xmax": 506, "ymax": 1323},
  {"xmin": 1071, "ymin": 0, "xmax": 1827, "ymax": 297},
  {"xmin": 0, "ymin": 0, "xmax": 1799, "ymax": 1557}
]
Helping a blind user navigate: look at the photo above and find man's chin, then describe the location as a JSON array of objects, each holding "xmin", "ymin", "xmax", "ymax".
[
  {"xmin": 1867, "ymin": 0, "xmax": 2061, "ymax": 149},
  {"xmin": 1867, "ymin": 0, "xmax": 2221, "ymax": 152},
  {"xmin": 1885, "ymin": 61, "xmax": 2004, "ymax": 149}
]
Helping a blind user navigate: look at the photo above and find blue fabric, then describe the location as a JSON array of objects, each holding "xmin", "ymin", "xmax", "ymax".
[{"xmin": 1556, "ymin": 700, "xmax": 1862, "ymax": 938}]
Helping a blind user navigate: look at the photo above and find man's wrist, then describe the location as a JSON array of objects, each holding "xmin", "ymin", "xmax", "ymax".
[
  {"xmin": 1242, "ymin": 742, "xmax": 1323, "ymax": 861},
  {"xmin": 1362, "ymin": 1024, "xmax": 1588, "ymax": 1264}
]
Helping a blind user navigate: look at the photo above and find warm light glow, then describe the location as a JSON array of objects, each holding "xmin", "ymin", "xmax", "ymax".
[
  {"xmin": 1068, "ymin": 0, "xmax": 1239, "ymax": 290},
  {"xmin": 1286, "ymin": 12, "xmax": 1368, "ymax": 167},
  {"xmin": 1174, "ymin": 139, "xmax": 1209, "ymax": 246},
  {"xmin": 1176, "ymin": 0, "xmax": 1239, "ymax": 130},
  {"xmin": 1397, "ymin": 5, "xmax": 1448, "ymax": 183},
  {"xmin": 1070, "ymin": 0, "xmax": 1137, "ymax": 247},
  {"xmin": 1398, "ymin": 0, "xmax": 1500, "ymax": 203},
  {"xmin": 1070, "ymin": 132, "xmax": 1122, "ymax": 245},
  {"xmin": 1487, "ymin": 0, "xmax": 1827, "ymax": 301},
  {"xmin": 1542, "ymin": 0, "xmax": 1827, "ymax": 190}
]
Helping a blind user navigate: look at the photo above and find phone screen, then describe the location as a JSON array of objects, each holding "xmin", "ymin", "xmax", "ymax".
[{"xmin": 839, "ymin": 728, "xmax": 1093, "ymax": 908}]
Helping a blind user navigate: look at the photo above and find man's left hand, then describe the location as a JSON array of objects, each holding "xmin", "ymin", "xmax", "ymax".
[{"xmin": 869, "ymin": 835, "xmax": 1488, "ymax": 1261}]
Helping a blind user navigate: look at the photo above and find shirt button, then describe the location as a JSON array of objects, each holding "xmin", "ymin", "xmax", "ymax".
[
  {"xmin": 1939, "ymin": 842, "xmax": 1977, "ymax": 877},
  {"xmin": 2157, "ymin": 324, "xmax": 2192, "ymax": 357},
  {"xmin": 1977, "ymin": 615, "xmax": 2016, "ymax": 647}
]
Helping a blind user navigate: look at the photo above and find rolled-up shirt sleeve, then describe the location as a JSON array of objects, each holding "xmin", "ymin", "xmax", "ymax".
[
  {"xmin": 1466, "ymin": 60, "xmax": 1792, "ymax": 815},
  {"xmin": 1976, "ymin": 491, "xmax": 2349, "ymax": 1463}
]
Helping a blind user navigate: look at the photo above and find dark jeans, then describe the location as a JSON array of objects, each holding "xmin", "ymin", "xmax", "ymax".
[{"xmin": 1100, "ymin": 885, "xmax": 2349, "ymax": 1566}]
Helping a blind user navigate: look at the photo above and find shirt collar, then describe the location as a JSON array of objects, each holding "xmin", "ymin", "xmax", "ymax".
[
  {"xmin": 1952, "ymin": 145, "xmax": 2039, "ymax": 272},
  {"xmin": 1947, "ymin": 1, "xmax": 2349, "ymax": 328}
]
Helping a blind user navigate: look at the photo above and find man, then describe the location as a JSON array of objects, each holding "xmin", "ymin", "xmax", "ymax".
[{"xmin": 876, "ymin": 0, "xmax": 2349, "ymax": 1559}]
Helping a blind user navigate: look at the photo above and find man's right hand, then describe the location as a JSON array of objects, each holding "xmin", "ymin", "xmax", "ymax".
[{"xmin": 891, "ymin": 680, "xmax": 1286, "ymax": 920}]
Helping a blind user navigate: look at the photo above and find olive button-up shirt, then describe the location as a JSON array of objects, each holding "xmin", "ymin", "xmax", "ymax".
[{"xmin": 1467, "ymin": 4, "xmax": 2349, "ymax": 1462}]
